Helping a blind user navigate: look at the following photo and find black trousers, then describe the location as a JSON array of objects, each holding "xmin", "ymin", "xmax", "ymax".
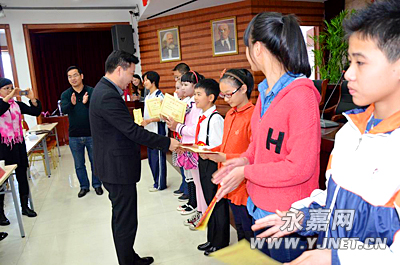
[
  {"xmin": 0, "ymin": 165, "xmax": 29, "ymax": 205},
  {"xmin": 103, "ymin": 182, "xmax": 138, "ymax": 265},
  {"xmin": 198, "ymin": 158, "xmax": 230, "ymax": 248},
  {"xmin": 15, "ymin": 166, "xmax": 30, "ymax": 197}
]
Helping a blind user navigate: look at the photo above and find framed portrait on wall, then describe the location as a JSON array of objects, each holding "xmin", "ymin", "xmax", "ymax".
[
  {"xmin": 211, "ymin": 17, "xmax": 238, "ymax": 56},
  {"xmin": 158, "ymin": 26, "xmax": 181, "ymax": 63}
]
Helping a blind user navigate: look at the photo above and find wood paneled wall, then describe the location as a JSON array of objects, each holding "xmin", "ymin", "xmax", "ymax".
[{"xmin": 138, "ymin": 0, "xmax": 324, "ymax": 105}]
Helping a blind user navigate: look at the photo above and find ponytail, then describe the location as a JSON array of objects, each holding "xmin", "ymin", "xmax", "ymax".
[{"xmin": 244, "ymin": 12, "xmax": 311, "ymax": 77}]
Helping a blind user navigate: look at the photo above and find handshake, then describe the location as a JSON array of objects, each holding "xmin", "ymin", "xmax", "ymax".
[{"xmin": 168, "ymin": 138, "xmax": 180, "ymax": 152}]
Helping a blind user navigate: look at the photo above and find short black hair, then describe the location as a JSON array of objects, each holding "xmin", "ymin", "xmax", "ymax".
[
  {"xmin": 143, "ymin": 71, "xmax": 160, "ymax": 88},
  {"xmin": 244, "ymin": 12, "xmax": 311, "ymax": 78},
  {"xmin": 343, "ymin": 0, "xmax": 400, "ymax": 63},
  {"xmin": 220, "ymin": 69, "xmax": 254, "ymax": 99},
  {"xmin": 195, "ymin": 79, "xmax": 220, "ymax": 103},
  {"xmin": 105, "ymin": 50, "xmax": 139, "ymax": 74},
  {"xmin": 181, "ymin": 71, "xmax": 204, "ymax": 84},
  {"xmin": 66, "ymin": 66, "xmax": 82, "ymax": 75},
  {"xmin": 172, "ymin": 63, "xmax": 190, "ymax": 75}
]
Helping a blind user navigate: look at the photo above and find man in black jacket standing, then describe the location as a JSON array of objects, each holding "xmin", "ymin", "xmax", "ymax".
[
  {"xmin": 89, "ymin": 50, "xmax": 179, "ymax": 265},
  {"xmin": 61, "ymin": 66, "xmax": 103, "ymax": 198}
]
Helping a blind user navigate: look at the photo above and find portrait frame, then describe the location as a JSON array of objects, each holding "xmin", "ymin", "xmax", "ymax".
[
  {"xmin": 157, "ymin": 26, "xmax": 181, "ymax": 63},
  {"xmin": 211, "ymin": 16, "xmax": 238, "ymax": 57}
]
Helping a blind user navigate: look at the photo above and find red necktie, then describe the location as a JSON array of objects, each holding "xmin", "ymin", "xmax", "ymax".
[
  {"xmin": 195, "ymin": 115, "xmax": 206, "ymax": 145},
  {"xmin": 123, "ymin": 89, "xmax": 128, "ymax": 101}
]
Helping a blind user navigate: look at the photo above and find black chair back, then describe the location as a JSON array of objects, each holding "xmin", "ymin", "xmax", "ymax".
[{"xmin": 335, "ymin": 81, "xmax": 359, "ymax": 115}]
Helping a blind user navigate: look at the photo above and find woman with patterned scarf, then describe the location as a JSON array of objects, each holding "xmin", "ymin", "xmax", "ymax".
[{"xmin": 0, "ymin": 77, "xmax": 42, "ymax": 226}]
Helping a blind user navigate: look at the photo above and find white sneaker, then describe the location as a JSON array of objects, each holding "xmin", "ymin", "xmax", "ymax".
[
  {"xmin": 148, "ymin": 187, "xmax": 158, "ymax": 192},
  {"xmin": 184, "ymin": 212, "xmax": 202, "ymax": 226},
  {"xmin": 181, "ymin": 205, "xmax": 197, "ymax": 215},
  {"xmin": 177, "ymin": 203, "xmax": 188, "ymax": 211},
  {"xmin": 189, "ymin": 214, "xmax": 203, "ymax": 230}
]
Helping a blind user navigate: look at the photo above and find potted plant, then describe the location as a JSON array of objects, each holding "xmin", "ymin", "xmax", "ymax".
[{"xmin": 312, "ymin": 10, "xmax": 352, "ymax": 84}]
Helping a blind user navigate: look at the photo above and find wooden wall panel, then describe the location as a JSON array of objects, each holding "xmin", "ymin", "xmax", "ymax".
[{"xmin": 138, "ymin": 0, "xmax": 324, "ymax": 105}]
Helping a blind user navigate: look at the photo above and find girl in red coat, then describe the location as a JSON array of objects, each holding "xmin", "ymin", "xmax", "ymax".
[{"xmin": 213, "ymin": 12, "xmax": 321, "ymax": 263}]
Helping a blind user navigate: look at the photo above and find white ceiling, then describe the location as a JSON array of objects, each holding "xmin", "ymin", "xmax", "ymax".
[
  {"xmin": 140, "ymin": 0, "xmax": 244, "ymax": 20},
  {"xmin": 0, "ymin": 0, "xmax": 140, "ymax": 8},
  {"xmin": 0, "ymin": 0, "xmax": 325, "ymax": 20}
]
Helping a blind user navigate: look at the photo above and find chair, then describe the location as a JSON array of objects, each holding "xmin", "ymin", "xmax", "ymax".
[
  {"xmin": 313, "ymin": 79, "xmax": 328, "ymax": 111},
  {"xmin": 25, "ymin": 121, "xmax": 59, "ymax": 175},
  {"xmin": 325, "ymin": 81, "xmax": 360, "ymax": 123}
]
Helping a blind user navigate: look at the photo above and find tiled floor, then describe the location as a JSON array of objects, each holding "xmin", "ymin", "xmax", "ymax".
[{"xmin": 0, "ymin": 146, "xmax": 237, "ymax": 264}]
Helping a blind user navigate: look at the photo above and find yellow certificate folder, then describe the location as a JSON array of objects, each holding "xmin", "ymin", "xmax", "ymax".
[
  {"xmin": 196, "ymin": 196, "xmax": 217, "ymax": 231},
  {"xmin": 133, "ymin": 108, "xmax": 143, "ymax": 125},
  {"xmin": 160, "ymin": 93, "xmax": 187, "ymax": 124},
  {"xmin": 210, "ymin": 240, "xmax": 282, "ymax": 265},
  {"xmin": 146, "ymin": 97, "xmax": 162, "ymax": 118}
]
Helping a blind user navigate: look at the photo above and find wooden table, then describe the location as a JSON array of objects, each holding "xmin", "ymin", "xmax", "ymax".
[
  {"xmin": 25, "ymin": 131, "xmax": 52, "ymax": 177},
  {"xmin": 0, "ymin": 165, "xmax": 26, "ymax": 237},
  {"xmin": 27, "ymin": 122, "xmax": 60, "ymax": 177},
  {"xmin": 42, "ymin": 115, "xmax": 69, "ymax": 146},
  {"xmin": 29, "ymin": 122, "xmax": 61, "ymax": 158}
]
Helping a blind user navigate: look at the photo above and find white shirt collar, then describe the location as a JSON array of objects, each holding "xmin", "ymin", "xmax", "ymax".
[{"xmin": 200, "ymin": 105, "xmax": 217, "ymax": 117}]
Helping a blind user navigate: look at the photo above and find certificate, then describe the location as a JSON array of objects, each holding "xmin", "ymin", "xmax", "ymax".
[
  {"xmin": 133, "ymin": 108, "xmax": 143, "ymax": 125},
  {"xmin": 160, "ymin": 93, "xmax": 187, "ymax": 123},
  {"xmin": 146, "ymin": 97, "xmax": 162, "ymax": 118},
  {"xmin": 210, "ymin": 240, "xmax": 281, "ymax": 265},
  {"xmin": 180, "ymin": 144, "xmax": 219, "ymax": 154}
]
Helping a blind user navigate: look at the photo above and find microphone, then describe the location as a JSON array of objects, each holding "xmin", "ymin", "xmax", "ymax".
[
  {"xmin": 51, "ymin": 100, "xmax": 62, "ymax": 116},
  {"xmin": 58, "ymin": 100, "xmax": 62, "ymax": 115},
  {"xmin": 320, "ymin": 68, "xmax": 347, "ymax": 128}
]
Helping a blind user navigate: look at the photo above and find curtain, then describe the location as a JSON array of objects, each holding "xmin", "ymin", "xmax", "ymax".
[{"xmin": 30, "ymin": 30, "xmax": 114, "ymax": 112}]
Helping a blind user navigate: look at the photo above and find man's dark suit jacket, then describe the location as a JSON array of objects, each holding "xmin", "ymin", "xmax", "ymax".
[
  {"xmin": 89, "ymin": 77, "xmax": 170, "ymax": 185},
  {"xmin": 214, "ymin": 38, "xmax": 236, "ymax": 53}
]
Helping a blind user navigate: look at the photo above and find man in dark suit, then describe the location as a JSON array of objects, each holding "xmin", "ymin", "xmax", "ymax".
[
  {"xmin": 214, "ymin": 23, "xmax": 236, "ymax": 53},
  {"xmin": 89, "ymin": 50, "xmax": 179, "ymax": 265}
]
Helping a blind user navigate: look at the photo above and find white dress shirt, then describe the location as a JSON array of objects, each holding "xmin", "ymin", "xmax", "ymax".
[{"xmin": 196, "ymin": 105, "xmax": 224, "ymax": 148}]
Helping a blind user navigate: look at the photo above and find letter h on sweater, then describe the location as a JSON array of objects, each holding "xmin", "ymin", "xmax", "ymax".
[{"xmin": 266, "ymin": 128, "xmax": 285, "ymax": 154}]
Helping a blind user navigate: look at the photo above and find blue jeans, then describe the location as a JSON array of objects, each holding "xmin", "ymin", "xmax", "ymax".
[
  {"xmin": 229, "ymin": 201, "xmax": 253, "ymax": 242},
  {"xmin": 147, "ymin": 147, "xmax": 167, "ymax": 190},
  {"xmin": 69, "ymin": 137, "xmax": 102, "ymax": 189},
  {"xmin": 248, "ymin": 197, "xmax": 307, "ymax": 263}
]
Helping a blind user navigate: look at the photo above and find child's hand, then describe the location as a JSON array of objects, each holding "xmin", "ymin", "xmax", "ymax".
[
  {"xmin": 252, "ymin": 209, "xmax": 300, "ymax": 238},
  {"xmin": 199, "ymin": 153, "xmax": 209, "ymax": 160},
  {"xmin": 175, "ymin": 147, "xmax": 184, "ymax": 155},
  {"xmin": 165, "ymin": 116, "xmax": 178, "ymax": 131},
  {"xmin": 206, "ymin": 152, "xmax": 226, "ymax": 163},
  {"xmin": 212, "ymin": 157, "xmax": 249, "ymax": 185},
  {"xmin": 169, "ymin": 138, "xmax": 180, "ymax": 151},
  {"xmin": 214, "ymin": 166, "xmax": 245, "ymax": 201},
  {"xmin": 141, "ymin": 119, "xmax": 150, "ymax": 127}
]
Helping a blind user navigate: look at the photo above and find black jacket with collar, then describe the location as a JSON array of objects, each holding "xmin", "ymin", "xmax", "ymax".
[{"xmin": 89, "ymin": 77, "xmax": 170, "ymax": 184}]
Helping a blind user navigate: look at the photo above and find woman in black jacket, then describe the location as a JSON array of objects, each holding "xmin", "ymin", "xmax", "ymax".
[{"xmin": 0, "ymin": 77, "xmax": 42, "ymax": 226}]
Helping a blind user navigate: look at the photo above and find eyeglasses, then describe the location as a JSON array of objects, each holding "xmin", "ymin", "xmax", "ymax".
[
  {"xmin": 219, "ymin": 87, "xmax": 240, "ymax": 99},
  {"xmin": 68, "ymin": 73, "xmax": 80, "ymax": 79}
]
